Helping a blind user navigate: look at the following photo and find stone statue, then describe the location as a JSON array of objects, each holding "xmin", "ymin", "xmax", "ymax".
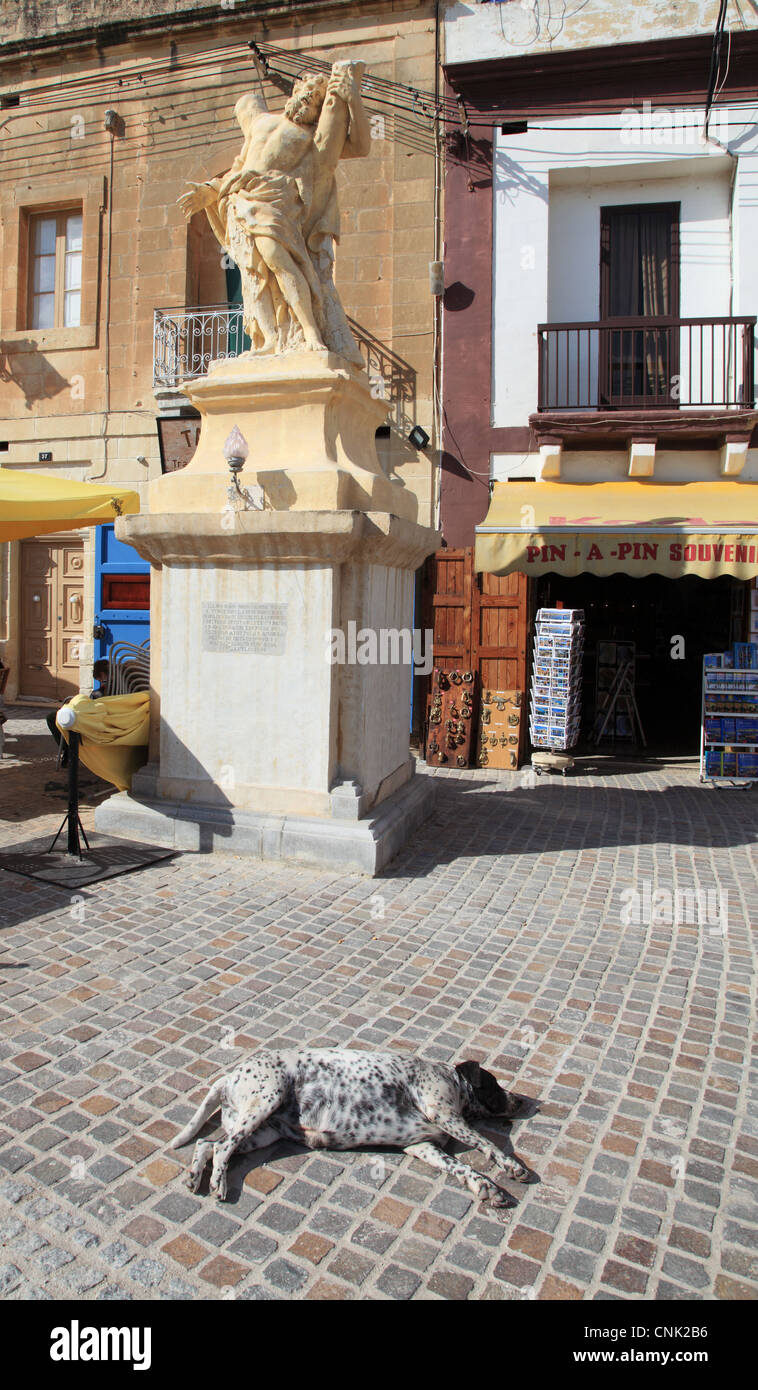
[{"xmin": 178, "ymin": 56, "xmax": 370, "ymax": 365}]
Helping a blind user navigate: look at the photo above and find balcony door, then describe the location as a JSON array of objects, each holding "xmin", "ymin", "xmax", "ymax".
[
  {"xmin": 225, "ymin": 263, "xmax": 251, "ymax": 357},
  {"xmin": 600, "ymin": 203, "xmax": 680, "ymax": 408}
]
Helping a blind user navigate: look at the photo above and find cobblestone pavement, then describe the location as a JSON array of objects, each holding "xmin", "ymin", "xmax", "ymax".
[{"xmin": 0, "ymin": 707, "xmax": 757, "ymax": 1301}]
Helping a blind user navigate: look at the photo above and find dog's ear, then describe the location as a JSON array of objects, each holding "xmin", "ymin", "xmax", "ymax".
[{"xmin": 455, "ymin": 1060, "xmax": 482, "ymax": 1087}]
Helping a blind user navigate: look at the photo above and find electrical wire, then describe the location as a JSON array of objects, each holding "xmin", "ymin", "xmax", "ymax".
[
  {"xmin": 3, "ymin": 29, "xmax": 757, "ymax": 137},
  {"xmin": 87, "ymin": 126, "xmax": 115, "ymax": 483},
  {"xmin": 2, "ymin": 29, "xmax": 756, "ymax": 183},
  {"xmin": 705, "ymin": 0, "xmax": 730, "ymax": 136},
  {"xmin": 0, "ymin": 45, "xmax": 443, "ymax": 166},
  {"xmin": 3, "ymin": 34, "xmax": 757, "ymax": 145},
  {"xmin": 1, "ymin": 37, "xmax": 459, "ymax": 121},
  {"xmin": 714, "ymin": 23, "xmax": 733, "ymax": 102}
]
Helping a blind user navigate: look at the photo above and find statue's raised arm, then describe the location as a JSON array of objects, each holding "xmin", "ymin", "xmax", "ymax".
[{"xmin": 314, "ymin": 61, "xmax": 370, "ymax": 168}]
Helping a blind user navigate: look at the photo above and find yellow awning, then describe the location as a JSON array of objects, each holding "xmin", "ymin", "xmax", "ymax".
[
  {"xmin": 0, "ymin": 468, "xmax": 139, "ymax": 542},
  {"xmin": 475, "ymin": 481, "xmax": 758, "ymax": 579}
]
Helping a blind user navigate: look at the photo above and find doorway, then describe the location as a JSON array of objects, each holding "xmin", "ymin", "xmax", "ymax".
[
  {"xmin": 19, "ymin": 537, "xmax": 85, "ymax": 700},
  {"xmin": 599, "ymin": 202, "xmax": 680, "ymax": 408},
  {"xmin": 533, "ymin": 572, "xmax": 737, "ymax": 753}
]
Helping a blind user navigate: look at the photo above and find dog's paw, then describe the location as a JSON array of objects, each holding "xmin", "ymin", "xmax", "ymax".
[
  {"xmin": 502, "ymin": 1156, "xmax": 533, "ymax": 1183},
  {"xmin": 209, "ymin": 1175, "xmax": 228, "ymax": 1202},
  {"xmin": 185, "ymin": 1170, "xmax": 203, "ymax": 1194},
  {"xmin": 471, "ymin": 1175, "xmax": 513, "ymax": 1208}
]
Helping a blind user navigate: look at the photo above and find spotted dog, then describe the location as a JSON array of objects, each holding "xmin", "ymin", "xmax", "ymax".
[{"xmin": 171, "ymin": 1049, "xmax": 531, "ymax": 1207}]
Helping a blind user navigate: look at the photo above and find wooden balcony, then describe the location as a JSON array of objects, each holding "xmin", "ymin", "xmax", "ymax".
[{"xmin": 532, "ymin": 316, "xmax": 757, "ymax": 450}]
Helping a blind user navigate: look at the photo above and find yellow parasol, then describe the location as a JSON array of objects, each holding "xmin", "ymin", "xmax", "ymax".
[{"xmin": 0, "ymin": 468, "xmax": 139, "ymax": 542}]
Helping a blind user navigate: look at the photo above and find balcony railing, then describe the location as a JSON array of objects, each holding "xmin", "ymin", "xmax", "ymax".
[
  {"xmin": 153, "ymin": 304, "xmax": 417, "ymax": 433},
  {"xmin": 153, "ymin": 304, "xmax": 246, "ymax": 389},
  {"xmin": 537, "ymin": 316, "xmax": 755, "ymax": 412}
]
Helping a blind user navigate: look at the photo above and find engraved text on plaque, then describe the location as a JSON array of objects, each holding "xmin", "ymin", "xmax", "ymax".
[{"xmin": 201, "ymin": 602, "xmax": 288, "ymax": 655}]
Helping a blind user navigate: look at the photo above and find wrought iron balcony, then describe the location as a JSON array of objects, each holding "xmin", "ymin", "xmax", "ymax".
[
  {"xmin": 153, "ymin": 304, "xmax": 245, "ymax": 390},
  {"xmin": 153, "ymin": 304, "xmax": 416, "ymax": 433},
  {"xmin": 537, "ymin": 316, "xmax": 755, "ymax": 412}
]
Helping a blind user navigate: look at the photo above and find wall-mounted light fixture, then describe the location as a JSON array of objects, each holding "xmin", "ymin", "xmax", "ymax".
[
  {"xmin": 223, "ymin": 426, "xmax": 264, "ymax": 510},
  {"xmin": 408, "ymin": 425, "xmax": 430, "ymax": 451}
]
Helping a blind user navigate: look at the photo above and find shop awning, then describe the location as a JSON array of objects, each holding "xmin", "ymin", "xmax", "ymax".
[
  {"xmin": 475, "ymin": 481, "xmax": 758, "ymax": 579},
  {"xmin": 0, "ymin": 469, "xmax": 139, "ymax": 542}
]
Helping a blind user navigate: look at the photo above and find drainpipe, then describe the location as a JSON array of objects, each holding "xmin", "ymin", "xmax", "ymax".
[
  {"xmin": 88, "ymin": 110, "xmax": 117, "ymax": 481},
  {"xmin": 431, "ymin": 0, "xmax": 443, "ymax": 534},
  {"xmin": 703, "ymin": 125, "xmax": 738, "ymax": 397}
]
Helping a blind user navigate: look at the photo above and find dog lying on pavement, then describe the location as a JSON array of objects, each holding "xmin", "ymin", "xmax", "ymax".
[{"xmin": 171, "ymin": 1048, "xmax": 532, "ymax": 1207}]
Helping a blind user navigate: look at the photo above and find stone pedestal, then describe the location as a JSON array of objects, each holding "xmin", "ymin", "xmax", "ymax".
[{"xmin": 96, "ymin": 352, "xmax": 439, "ymax": 873}]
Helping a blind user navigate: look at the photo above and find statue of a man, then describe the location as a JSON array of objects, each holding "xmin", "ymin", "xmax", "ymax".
[{"xmin": 178, "ymin": 58, "xmax": 370, "ymax": 365}]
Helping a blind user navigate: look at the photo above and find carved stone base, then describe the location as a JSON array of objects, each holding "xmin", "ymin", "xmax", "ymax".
[
  {"xmin": 102, "ymin": 351, "xmax": 439, "ymax": 874},
  {"xmin": 148, "ymin": 350, "xmax": 418, "ymax": 521},
  {"xmin": 100, "ymin": 507, "xmax": 439, "ymax": 874},
  {"xmin": 95, "ymin": 766, "xmax": 435, "ymax": 875}
]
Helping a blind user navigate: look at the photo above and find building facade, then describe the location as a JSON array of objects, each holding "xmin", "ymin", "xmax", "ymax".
[
  {"xmin": 0, "ymin": 0, "xmax": 440, "ymax": 703},
  {"xmin": 436, "ymin": 0, "xmax": 758, "ymax": 759}
]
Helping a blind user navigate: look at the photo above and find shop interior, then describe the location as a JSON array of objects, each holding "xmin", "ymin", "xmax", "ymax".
[{"xmin": 533, "ymin": 573, "xmax": 743, "ymax": 755}]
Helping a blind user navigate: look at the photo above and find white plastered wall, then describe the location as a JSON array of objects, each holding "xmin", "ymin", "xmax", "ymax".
[{"xmin": 489, "ymin": 108, "xmax": 758, "ymax": 485}]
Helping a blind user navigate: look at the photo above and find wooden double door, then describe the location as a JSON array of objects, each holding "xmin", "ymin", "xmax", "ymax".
[
  {"xmin": 19, "ymin": 537, "xmax": 85, "ymax": 700},
  {"xmin": 422, "ymin": 547, "xmax": 529, "ymax": 761}
]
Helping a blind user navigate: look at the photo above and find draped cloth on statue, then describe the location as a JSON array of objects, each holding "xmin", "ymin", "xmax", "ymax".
[{"xmin": 219, "ymin": 168, "xmax": 324, "ymax": 353}]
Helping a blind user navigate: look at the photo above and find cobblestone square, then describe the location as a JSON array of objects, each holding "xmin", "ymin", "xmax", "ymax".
[{"xmin": 0, "ymin": 710, "xmax": 756, "ymax": 1300}]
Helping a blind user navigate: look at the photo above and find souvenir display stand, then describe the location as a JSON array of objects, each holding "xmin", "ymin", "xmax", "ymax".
[
  {"xmin": 426, "ymin": 668, "xmax": 477, "ymax": 768},
  {"xmin": 477, "ymin": 689, "xmax": 523, "ymax": 770},
  {"xmin": 700, "ymin": 644, "xmax": 758, "ymax": 787},
  {"xmin": 529, "ymin": 608, "xmax": 584, "ymax": 774}
]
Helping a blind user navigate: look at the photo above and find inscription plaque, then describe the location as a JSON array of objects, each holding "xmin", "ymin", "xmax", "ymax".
[{"xmin": 201, "ymin": 601, "xmax": 288, "ymax": 655}]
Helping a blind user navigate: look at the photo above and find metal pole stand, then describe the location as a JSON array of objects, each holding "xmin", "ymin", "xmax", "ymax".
[{"xmin": 49, "ymin": 730, "xmax": 90, "ymax": 860}]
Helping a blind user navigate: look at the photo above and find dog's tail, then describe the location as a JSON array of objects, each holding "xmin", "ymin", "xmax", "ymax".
[{"xmin": 170, "ymin": 1080, "xmax": 224, "ymax": 1149}]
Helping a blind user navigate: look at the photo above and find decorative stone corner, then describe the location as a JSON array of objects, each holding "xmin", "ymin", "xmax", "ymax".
[
  {"xmin": 537, "ymin": 438, "xmax": 562, "ymax": 480},
  {"xmin": 719, "ymin": 435, "xmax": 750, "ymax": 477},
  {"xmin": 628, "ymin": 437, "xmax": 656, "ymax": 477}
]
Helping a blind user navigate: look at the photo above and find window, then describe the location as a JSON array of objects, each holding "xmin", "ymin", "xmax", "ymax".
[
  {"xmin": 101, "ymin": 576, "xmax": 151, "ymax": 610},
  {"xmin": 29, "ymin": 209, "xmax": 82, "ymax": 330}
]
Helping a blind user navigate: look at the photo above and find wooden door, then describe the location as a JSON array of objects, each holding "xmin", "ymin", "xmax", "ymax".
[
  {"xmin": 422, "ymin": 548, "xmax": 529, "ymax": 764},
  {"xmin": 20, "ymin": 538, "xmax": 84, "ymax": 700},
  {"xmin": 425, "ymin": 549, "xmax": 472, "ymax": 673},
  {"xmin": 473, "ymin": 569, "xmax": 528, "ymax": 692},
  {"xmin": 473, "ymin": 569, "xmax": 529, "ymax": 763}
]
